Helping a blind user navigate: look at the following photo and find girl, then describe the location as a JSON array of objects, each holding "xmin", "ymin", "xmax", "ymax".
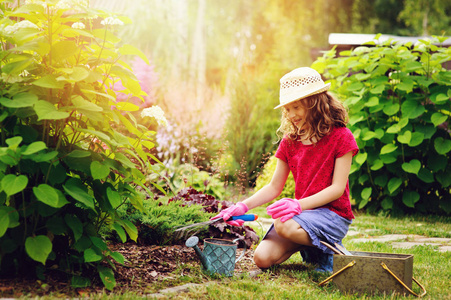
[{"xmin": 215, "ymin": 67, "xmax": 359, "ymax": 273}]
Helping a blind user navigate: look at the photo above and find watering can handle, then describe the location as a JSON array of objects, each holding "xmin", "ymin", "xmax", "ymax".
[{"xmin": 232, "ymin": 238, "xmax": 247, "ymax": 263}]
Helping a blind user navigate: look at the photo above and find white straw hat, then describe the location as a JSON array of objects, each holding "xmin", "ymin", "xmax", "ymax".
[{"xmin": 274, "ymin": 67, "xmax": 331, "ymax": 109}]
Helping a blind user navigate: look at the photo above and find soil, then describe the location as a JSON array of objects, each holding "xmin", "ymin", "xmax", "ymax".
[{"xmin": 0, "ymin": 243, "xmax": 257, "ymax": 298}]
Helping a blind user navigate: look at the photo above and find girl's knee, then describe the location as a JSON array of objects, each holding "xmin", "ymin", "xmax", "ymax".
[
  {"xmin": 253, "ymin": 249, "xmax": 274, "ymax": 269},
  {"xmin": 273, "ymin": 219, "xmax": 294, "ymax": 240}
]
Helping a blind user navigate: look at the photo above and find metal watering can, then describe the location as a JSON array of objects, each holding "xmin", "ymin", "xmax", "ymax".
[{"xmin": 185, "ymin": 236, "xmax": 247, "ymax": 277}]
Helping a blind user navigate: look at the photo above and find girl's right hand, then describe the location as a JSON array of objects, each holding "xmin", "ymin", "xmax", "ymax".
[{"xmin": 211, "ymin": 202, "xmax": 249, "ymax": 226}]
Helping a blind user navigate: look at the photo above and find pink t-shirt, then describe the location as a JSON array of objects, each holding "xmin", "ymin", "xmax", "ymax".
[{"xmin": 275, "ymin": 126, "xmax": 359, "ymax": 220}]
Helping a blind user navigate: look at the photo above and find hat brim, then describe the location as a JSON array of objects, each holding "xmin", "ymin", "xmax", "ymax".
[{"xmin": 274, "ymin": 82, "xmax": 331, "ymax": 109}]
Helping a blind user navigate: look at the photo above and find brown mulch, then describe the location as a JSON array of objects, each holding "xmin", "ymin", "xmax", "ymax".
[{"xmin": 0, "ymin": 243, "xmax": 257, "ymax": 298}]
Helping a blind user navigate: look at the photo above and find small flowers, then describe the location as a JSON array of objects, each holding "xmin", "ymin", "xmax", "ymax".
[
  {"xmin": 100, "ymin": 17, "xmax": 124, "ymax": 26},
  {"xmin": 141, "ymin": 106, "xmax": 168, "ymax": 127},
  {"xmin": 55, "ymin": 0, "xmax": 88, "ymax": 10},
  {"xmin": 71, "ymin": 22, "xmax": 85, "ymax": 30},
  {"xmin": 4, "ymin": 20, "xmax": 39, "ymax": 35}
]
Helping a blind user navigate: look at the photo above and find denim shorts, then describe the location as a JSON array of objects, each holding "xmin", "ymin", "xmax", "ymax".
[{"xmin": 263, "ymin": 208, "xmax": 352, "ymax": 255}]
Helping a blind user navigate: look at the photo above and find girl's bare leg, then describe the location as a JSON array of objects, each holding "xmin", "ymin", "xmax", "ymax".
[{"xmin": 253, "ymin": 219, "xmax": 313, "ymax": 269}]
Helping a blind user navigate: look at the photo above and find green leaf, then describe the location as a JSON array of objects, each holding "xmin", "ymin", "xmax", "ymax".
[
  {"xmin": 365, "ymin": 96, "xmax": 379, "ymax": 107},
  {"xmin": 106, "ymin": 187, "xmax": 121, "ymax": 209},
  {"xmin": 402, "ymin": 190, "xmax": 420, "ymax": 208},
  {"xmin": 347, "ymin": 82, "xmax": 364, "ymax": 91},
  {"xmin": 109, "ymin": 251, "xmax": 125, "ymax": 264},
  {"xmin": 388, "ymin": 177, "xmax": 402, "ymax": 194},
  {"xmin": 354, "ymin": 152, "xmax": 367, "ymax": 165},
  {"xmin": 436, "ymin": 171, "xmax": 451, "ymax": 187},
  {"xmin": 112, "ymin": 222, "xmax": 127, "ymax": 243},
  {"xmin": 57, "ymin": 67, "xmax": 90, "ymax": 82},
  {"xmin": 72, "ymin": 96, "xmax": 103, "ymax": 112},
  {"xmin": 68, "ymin": 150, "xmax": 91, "ymax": 158},
  {"xmin": 370, "ymin": 84, "xmax": 385, "ymax": 94},
  {"xmin": 418, "ymin": 168, "xmax": 434, "ymax": 183},
  {"xmin": 0, "ymin": 207, "xmax": 10, "ymax": 238},
  {"xmin": 65, "ymin": 215, "xmax": 83, "ymax": 241},
  {"xmin": 117, "ymin": 219, "xmax": 138, "ymax": 242},
  {"xmin": 114, "ymin": 153, "xmax": 135, "ymax": 168},
  {"xmin": 90, "ymin": 161, "xmax": 110, "ymax": 180},
  {"xmin": 362, "ymin": 131, "xmax": 376, "ymax": 141},
  {"xmin": 119, "ymin": 44, "xmax": 150, "ymax": 64},
  {"xmin": 25, "ymin": 235, "xmax": 52, "ymax": 265},
  {"xmin": 397, "ymin": 78, "xmax": 414, "ymax": 92},
  {"xmin": 383, "ymin": 103, "xmax": 399, "ymax": 116},
  {"xmin": 63, "ymin": 178, "xmax": 96, "ymax": 211},
  {"xmin": 84, "ymin": 248, "xmax": 102, "ymax": 263},
  {"xmin": 401, "ymin": 100, "xmax": 425, "ymax": 119},
  {"xmin": 6, "ymin": 136, "xmax": 22, "ymax": 149},
  {"xmin": 71, "ymin": 276, "xmax": 91, "ymax": 288},
  {"xmin": 402, "ymin": 159, "xmax": 421, "ymax": 174},
  {"xmin": 22, "ymin": 141, "xmax": 47, "ymax": 155},
  {"xmin": 370, "ymin": 159, "xmax": 384, "ymax": 171},
  {"xmin": 34, "ymin": 100, "xmax": 70, "ymax": 120},
  {"xmin": 32, "ymin": 75, "xmax": 65, "ymax": 89},
  {"xmin": 115, "ymin": 102, "xmax": 140, "ymax": 112},
  {"xmin": 431, "ymin": 112, "xmax": 448, "ymax": 126},
  {"xmin": 381, "ymin": 197, "xmax": 393, "ymax": 210},
  {"xmin": 0, "ymin": 93, "xmax": 38, "ymax": 108},
  {"xmin": 1, "ymin": 174, "xmax": 28, "ymax": 197},
  {"xmin": 33, "ymin": 184, "xmax": 68, "ymax": 208},
  {"xmin": 52, "ymin": 40, "xmax": 79, "ymax": 62},
  {"xmin": 431, "ymin": 93, "xmax": 448, "ymax": 104},
  {"xmin": 361, "ymin": 187, "xmax": 372, "ymax": 200},
  {"xmin": 408, "ymin": 132, "xmax": 424, "ymax": 147},
  {"xmin": 397, "ymin": 131, "xmax": 411, "ymax": 144},
  {"xmin": 97, "ymin": 265, "xmax": 116, "ymax": 291},
  {"xmin": 380, "ymin": 144, "xmax": 398, "ymax": 155},
  {"xmin": 434, "ymin": 137, "xmax": 451, "ymax": 155}
]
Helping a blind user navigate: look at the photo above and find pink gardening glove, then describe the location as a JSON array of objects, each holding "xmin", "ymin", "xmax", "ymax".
[
  {"xmin": 211, "ymin": 202, "xmax": 249, "ymax": 226},
  {"xmin": 266, "ymin": 198, "xmax": 302, "ymax": 223}
]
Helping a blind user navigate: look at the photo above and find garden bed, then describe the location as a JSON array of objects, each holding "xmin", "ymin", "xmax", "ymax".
[{"xmin": 0, "ymin": 242, "xmax": 257, "ymax": 298}]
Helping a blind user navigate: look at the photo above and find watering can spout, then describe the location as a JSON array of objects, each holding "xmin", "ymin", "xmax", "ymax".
[{"xmin": 185, "ymin": 236, "xmax": 209, "ymax": 269}]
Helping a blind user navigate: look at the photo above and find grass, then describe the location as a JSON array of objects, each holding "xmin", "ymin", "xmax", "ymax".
[{"xmin": 23, "ymin": 213, "xmax": 451, "ymax": 299}]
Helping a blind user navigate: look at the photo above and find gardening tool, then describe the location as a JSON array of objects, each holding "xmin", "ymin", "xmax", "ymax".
[
  {"xmin": 320, "ymin": 241, "xmax": 344, "ymax": 255},
  {"xmin": 335, "ymin": 243, "xmax": 353, "ymax": 256},
  {"xmin": 174, "ymin": 214, "xmax": 258, "ymax": 239},
  {"xmin": 185, "ymin": 235, "xmax": 247, "ymax": 277}
]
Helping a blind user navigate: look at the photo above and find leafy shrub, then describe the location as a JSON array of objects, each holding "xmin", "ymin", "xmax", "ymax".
[
  {"xmin": 254, "ymin": 155, "xmax": 296, "ymax": 203},
  {"xmin": 117, "ymin": 198, "xmax": 210, "ymax": 245},
  {"xmin": 313, "ymin": 35, "xmax": 451, "ymax": 215},
  {"xmin": 0, "ymin": 2, "xmax": 162, "ymax": 290}
]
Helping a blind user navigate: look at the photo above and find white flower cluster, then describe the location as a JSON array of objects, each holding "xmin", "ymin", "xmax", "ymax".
[
  {"xmin": 55, "ymin": 0, "xmax": 88, "ymax": 10},
  {"xmin": 71, "ymin": 22, "xmax": 85, "ymax": 30},
  {"xmin": 4, "ymin": 20, "xmax": 39, "ymax": 35},
  {"xmin": 141, "ymin": 105, "xmax": 168, "ymax": 127},
  {"xmin": 100, "ymin": 17, "xmax": 124, "ymax": 26}
]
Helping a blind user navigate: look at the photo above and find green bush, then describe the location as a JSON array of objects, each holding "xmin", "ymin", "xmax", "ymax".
[
  {"xmin": 117, "ymin": 198, "xmax": 210, "ymax": 245},
  {"xmin": 254, "ymin": 155, "xmax": 296, "ymax": 203},
  {"xmin": 313, "ymin": 35, "xmax": 451, "ymax": 215},
  {"xmin": 0, "ymin": 2, "xmax": 162, "ymax": 290}
]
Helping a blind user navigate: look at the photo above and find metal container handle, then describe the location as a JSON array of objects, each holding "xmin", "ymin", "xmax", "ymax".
[{"xmin": 232, "ymin": 238, "xmax": 247, "ymax": 263}]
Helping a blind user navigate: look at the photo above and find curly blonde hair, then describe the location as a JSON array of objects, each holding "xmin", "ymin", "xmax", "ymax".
[{"xmin": 276, "ymin": 91, "xmax": 348, "ymax": 143}]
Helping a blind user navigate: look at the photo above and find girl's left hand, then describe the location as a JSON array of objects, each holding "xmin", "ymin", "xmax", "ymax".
[{"xmin": 266, "ymin": 198, "xmax": 302, "ymax": 222}]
